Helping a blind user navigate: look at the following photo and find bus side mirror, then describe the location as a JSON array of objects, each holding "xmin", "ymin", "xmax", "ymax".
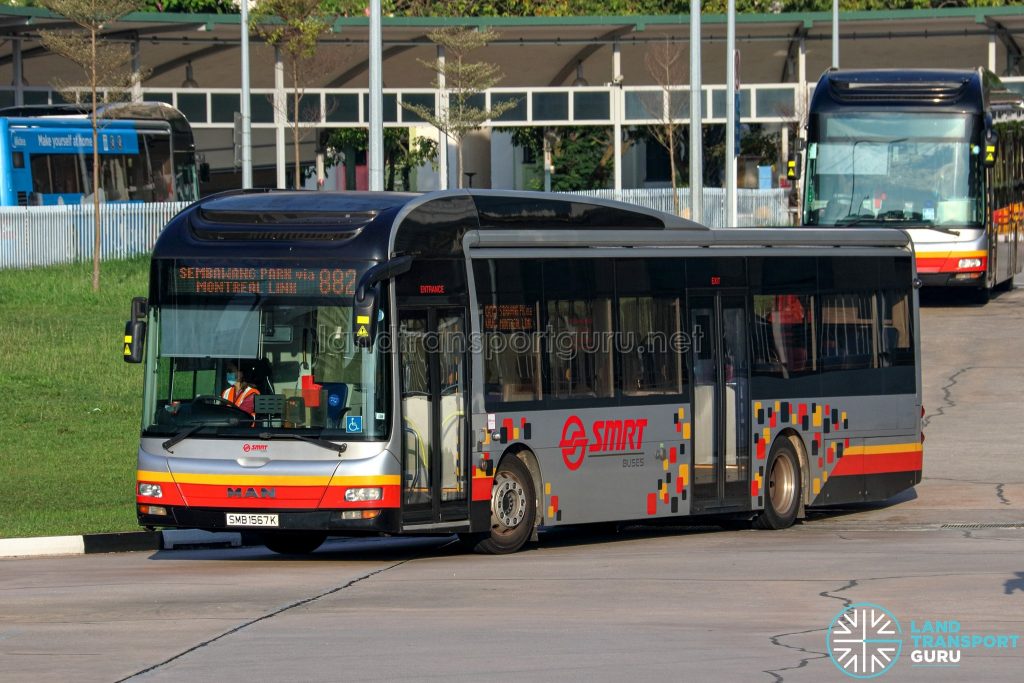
[
  {"xmin": 787, "ymin": 153, "xmax": 801, "ymax": 181},
  {"xmin": 351, "ymin": 256, "xmax": 413, "ymax": 348},
  {"xmin": 984, "ymin": 128, "xmax": 997, "ymax": 169},
  {"xmin": 352, "ymin": 285, "xmax": 379, "ymax": 349},
  {"xmin": 124, "ymin": 297, "xmax": 148, "ymax": 363},
  {"xmin": 199, "ymin": 162, "xmax": 211, "ymax": 182}
]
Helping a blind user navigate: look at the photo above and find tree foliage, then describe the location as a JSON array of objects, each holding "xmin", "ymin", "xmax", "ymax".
[
  {"xmin": 508, "ymin": 127, "xmax": 616, "ymax": 191},
  {"xmin": 403, "ymin": 26, "xmax": 518, "ymax": 188},
  {"xmin": 323, "ymin": 128, "xmax": 438, "ymax": 191},
  {"xmin": 251, "ymin": 0, "xmax": 356, "ymax": 187},
  {"xmin": 38, "ymin": 0, "xmax": 145, "ymax": 292}
]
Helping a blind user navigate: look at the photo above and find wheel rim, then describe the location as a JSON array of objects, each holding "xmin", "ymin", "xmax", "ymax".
[
  {"xmin": 768, "ymin": 453, "xmax": 797, "ymax": 515},
  {"xmin": 491, "ymin": 471, "xmax": 527, "ymax": 533}
]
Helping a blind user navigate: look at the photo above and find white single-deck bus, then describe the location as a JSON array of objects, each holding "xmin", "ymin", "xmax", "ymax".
[{"xmin": 126, "ymin": 189, "xmax": 923, "ymax": 554}]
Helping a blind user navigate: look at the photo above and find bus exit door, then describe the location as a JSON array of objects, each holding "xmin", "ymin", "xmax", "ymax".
[
  {"xmin": 398, "ymin": 308, "xmax": 470, "ymax": 526},
  {"xmin": 689, "ymin": 293, "xmax": 751, "ymax": 513}
]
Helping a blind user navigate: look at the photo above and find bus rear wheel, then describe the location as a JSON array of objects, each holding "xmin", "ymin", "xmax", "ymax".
[
  {"xmin": 261, "ymin": 531, "xmax": 327, "ymax": 555},
  {"xmin": 753, "ymin": 441, "xmax": 801, "ymax": 530},
  {"xmin": 472, "ymin": 456, "xmax": 536, "ymax": 555}
]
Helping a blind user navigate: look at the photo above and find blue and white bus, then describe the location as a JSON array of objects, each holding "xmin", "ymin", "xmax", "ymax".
[{"xmin": 0, "ymin": 102, "xmax": 200, "ymax": 206}]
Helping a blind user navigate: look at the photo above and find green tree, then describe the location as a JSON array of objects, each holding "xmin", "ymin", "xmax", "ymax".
[
  {"xmin": 508, "ymin": 127, "xmax": 617, "ymax": 191},
  {"xmin": 402, "ymin": 26, "xmax": 517, "ymax": 188},
  {"xmin": 644, "ymin": 39, "xmax": 689, "ymax": 215},
  {"xmin": 38, "ymin": 0, "xmax": 145, "ymax": 292},
  {"xmin": 252, "ymin": 0, "xmax": 359, "ymax": 188},
  {"xmin": 323, "ymin": 128, "xmax": 438, "ymax": 191}
]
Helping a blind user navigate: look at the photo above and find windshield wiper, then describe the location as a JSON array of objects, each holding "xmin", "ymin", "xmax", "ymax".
[
  {"xmin": 161, "ymin": 419, "xmax": 241, "ymax": 452},
  {"xmin": 913, "ymin": 224, "xmax": 961, "ymax": 237},
  {"xmin": 834, "ymin": 216, "xmax": 881, "ymax": 227},
  {"xmin": 257, "ymin": 431, "xmax": 348, "ymax": 455}
]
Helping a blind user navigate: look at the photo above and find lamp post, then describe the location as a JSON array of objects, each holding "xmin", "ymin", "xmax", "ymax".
[{"xmin": 368, "ymin": 0, "xmax": 384, "ymax": 191}]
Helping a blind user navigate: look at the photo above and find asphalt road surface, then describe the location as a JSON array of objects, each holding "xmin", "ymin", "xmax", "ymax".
[{"xmin": 2, "ymin": 278, "xmax": 1023, "ymax": 682}]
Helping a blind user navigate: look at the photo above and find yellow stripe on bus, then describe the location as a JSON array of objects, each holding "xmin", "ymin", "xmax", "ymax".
[{"xmin": 842, "ymin": 442, "xmax": 922, "ymax": 456}]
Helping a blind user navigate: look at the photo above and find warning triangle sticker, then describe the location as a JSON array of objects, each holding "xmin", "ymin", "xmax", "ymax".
[
  {"xmin": 124, "ymin": 344, "xmax": 132, "ymax": 355},
  {"xmin": 357, "ymin": 325, "xmax": 368, "ymax": 337}
]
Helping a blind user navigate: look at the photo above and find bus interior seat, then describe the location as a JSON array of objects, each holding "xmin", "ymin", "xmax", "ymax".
[{"xmin": 319, "ymin": 382, "xmax": 350, "ymax": 428}]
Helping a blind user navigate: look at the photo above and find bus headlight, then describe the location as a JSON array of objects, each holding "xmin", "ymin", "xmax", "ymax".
[
  {"xmin": 958, "ymin": 258, "xmax": 982, "ymax": 269},
  {"xmin": 344, "ymin": 487, "xmax": 383, "ymax": 502},
  {"xmin": 138, "ymin": 483, "xmax": 163, "ymax": 498}
]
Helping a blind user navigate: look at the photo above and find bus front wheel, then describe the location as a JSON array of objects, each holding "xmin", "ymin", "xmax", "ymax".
[
  {"xmin": 473, "ymin": 456, "xmax": 537, "ymax": 554},
  {"xmin": 753, "ymin": 441, "xmax": 801, "ymax": 530}
]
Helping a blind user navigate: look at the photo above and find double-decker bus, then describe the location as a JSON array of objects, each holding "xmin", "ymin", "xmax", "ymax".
[
  {"xmin": 0, "ymin": 101, "xmax": 200, "ymax": 206},
  {"xmin": 126, "ymin": 189, "xmax": 922, "ymax": 555},
  {"xmin": 801, "ymin": 68, "xmax": 1024, "ymax": 301}
]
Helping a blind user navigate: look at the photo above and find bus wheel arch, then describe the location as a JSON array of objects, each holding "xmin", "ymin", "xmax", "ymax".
[
  {"xmin": 753, "ymin": 433, "xmax": 804, "ymax": 530},
  {"xmin": 472, "ymin": 446, "xmax": 540, "ymax": 554}
]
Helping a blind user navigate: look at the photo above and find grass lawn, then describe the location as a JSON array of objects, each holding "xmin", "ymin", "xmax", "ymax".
[{"xmin": 0, "ymin": 258, "xmax": 149, "ymax": 538}]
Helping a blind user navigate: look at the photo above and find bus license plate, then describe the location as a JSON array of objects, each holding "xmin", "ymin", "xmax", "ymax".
[{"xmin": 226, "ymin": 513, "xmax": 279, "ymax": 527}]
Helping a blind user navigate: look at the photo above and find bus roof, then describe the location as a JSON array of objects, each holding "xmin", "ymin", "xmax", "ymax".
[
  {"xmin": 153, "ymin": 189, "xmax": 910, "ymax": 263},
  {"xmin": 0, "ymin": 101, "xmax": 193, "ymax": 135},
  {"xmin": 809, "ymin": 67, "xmax": 1020, "ymax": 115}
]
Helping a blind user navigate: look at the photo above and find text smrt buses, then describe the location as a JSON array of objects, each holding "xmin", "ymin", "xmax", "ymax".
[
  {"xmin": 801, "ymin": 68, "xmax": 1023, "ymax": 302},
  {"xmin": 0, "ymin": 101, "xmax": 200, "ymax": 206},
  {"xmin": 126, "ymin": 189, "xmax": 923, "ymax": 554}
]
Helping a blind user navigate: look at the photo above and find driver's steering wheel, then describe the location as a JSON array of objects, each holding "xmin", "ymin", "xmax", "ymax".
[{"xmin": 192, "ymin": 394, "xmax": 252, "ymax": 418}]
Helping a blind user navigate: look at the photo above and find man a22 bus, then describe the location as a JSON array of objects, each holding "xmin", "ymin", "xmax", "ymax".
[{"xmin": 126, "ymin": 189, "xmax": 923, "ymax": 554}]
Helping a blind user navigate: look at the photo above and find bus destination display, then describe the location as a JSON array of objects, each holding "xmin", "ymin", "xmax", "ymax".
[{"xmin": 171, "ymin": 264, "xmax": 358, "ymax": 297}]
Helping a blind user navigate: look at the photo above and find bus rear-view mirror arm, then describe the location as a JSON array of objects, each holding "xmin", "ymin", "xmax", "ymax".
[{"xmin": 352, "ymin": 256, "xmax": 414, "ymax": 348}]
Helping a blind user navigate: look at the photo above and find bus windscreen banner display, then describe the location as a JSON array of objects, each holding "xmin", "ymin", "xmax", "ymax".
[
  {"xmin": 166, "ymin": 262, "xmax": 362, "ymax": 299},
  {"xmin": 9, "ymin": 128, "xmax": 140, "ymax": 155}
]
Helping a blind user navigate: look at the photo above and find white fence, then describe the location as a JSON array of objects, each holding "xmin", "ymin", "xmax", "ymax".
[
  {"xmin": 568, "ymin": 188, "xmax": 793, "ymax": 228},
  {"xmin": 0, "ymin": 188, "xmax": 792, "ymax": 270},
  {"xmin": 0, "ymin": 202, "xmax": 191, "ymax": 270}
]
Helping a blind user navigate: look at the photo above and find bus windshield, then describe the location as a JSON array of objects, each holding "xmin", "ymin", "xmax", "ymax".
[
  {"xmin": 804, "ymin": 113, "xmax": 983, "ymax": 227},
  {"xmin": 142, "ymin": 260, "xmax": 389, "ymax": 441}
]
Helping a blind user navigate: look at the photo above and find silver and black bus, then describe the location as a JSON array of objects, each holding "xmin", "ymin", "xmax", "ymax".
[{"xmin": 127, "ymin": 190, "xmax": 922, "ymax": 554}]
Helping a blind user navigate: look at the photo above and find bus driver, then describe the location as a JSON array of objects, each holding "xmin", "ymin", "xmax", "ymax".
[{"xmin": 222, "ymin": 361, "xmax": 260, "ymax": 416}]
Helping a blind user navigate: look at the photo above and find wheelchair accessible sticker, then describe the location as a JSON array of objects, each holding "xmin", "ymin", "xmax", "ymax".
[{"xmin": 345, "ymin": 415, "xmax": 363, "ymax": 433}]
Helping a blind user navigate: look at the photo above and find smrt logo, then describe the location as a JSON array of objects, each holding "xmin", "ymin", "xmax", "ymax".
[
  {"xmin": 242, "ymin": 443, "xmax": 269, "ymax": 453},
  {"xmin": 558, "ymin": 415, "xmax": 648, "ymax": 471}
]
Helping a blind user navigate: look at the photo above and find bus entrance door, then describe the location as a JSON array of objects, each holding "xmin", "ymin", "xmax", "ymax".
[
  {"xmin": 689, "ymin": 293, "xmax": 751, "ymax": 513},
  {"xmin": 398, "ymin": 308, "xmax": 470, "ymax": 527}
]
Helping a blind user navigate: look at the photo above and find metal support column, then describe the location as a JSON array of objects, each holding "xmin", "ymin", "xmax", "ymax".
[
  {"xmin": 240, "ymin": 0, "xmax": 253, "ymax": 188},
  {"xmin": 689, "ymin": 1, "xmax": 703, "ymax": 225},
  {"xmin": 368, "ymin": 0, "xmax": 384, "ymax": 191},
  {"xmin": 613, "ymin": 41, "xmax": 622, "ymax": 193},
  {"xmin": 437, "ymin": 45, "xmax": 448, "ymax": 190},
  {"xmin": 275, "ymin": 47, "xmax": 286, "ymax": 189},
  {"xmin": 726, "ymin": 0, "xmax": 737, "ymax": 227}
]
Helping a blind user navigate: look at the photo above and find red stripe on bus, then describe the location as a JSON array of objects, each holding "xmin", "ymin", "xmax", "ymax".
[{"xmin": 831, "ymin": 450, "xmax": 923, "ymax": 477}]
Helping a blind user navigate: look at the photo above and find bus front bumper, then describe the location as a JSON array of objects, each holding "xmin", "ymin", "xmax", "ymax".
[{"xmin": 138, "ymin": 505, "xmax": 400, "ymax": 534}]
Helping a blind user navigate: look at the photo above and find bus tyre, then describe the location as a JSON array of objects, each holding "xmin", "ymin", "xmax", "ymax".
[
  {"xmin": 261, "ymin": 531, "xmax": 327, "ymax": 555},
  {"xmin": 753, "ymin": 441, "xmax": 801, "ymax": 530},
  {"xmin": 473, "ymin": 457, "xmax": 536, "ymax": 555}
]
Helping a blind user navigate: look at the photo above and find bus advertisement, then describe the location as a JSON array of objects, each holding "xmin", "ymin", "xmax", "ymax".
[
  {"xmin": 801, "ymin": 68, "xmax": 1023, "ymax": 301},
  {"xmin": 0, "ymin": 101, "xmax": 200, "ymax": 206},
  {"xmin": 126, "ymin": 189, "xmax": 922, "ymax": 554}
]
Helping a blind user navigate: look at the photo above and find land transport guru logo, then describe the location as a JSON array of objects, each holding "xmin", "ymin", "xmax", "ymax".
[
  {"xmin": 827, "ymin": 602, "xmax": 1020, "ymax": 678},
  {"xmin": 558, "ymin": 415, "xmax": 648, "ymax": 470},
  {"xmin": 827, "ymin": 603, "xmax": 903, "ymax": 678}
]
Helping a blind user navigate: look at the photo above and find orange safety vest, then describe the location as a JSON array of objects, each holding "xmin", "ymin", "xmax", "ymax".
[{"xmin": 223, "ymin": 385, "xmax": 259, "ymax": 413}]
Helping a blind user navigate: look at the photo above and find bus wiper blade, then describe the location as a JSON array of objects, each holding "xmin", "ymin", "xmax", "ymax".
[
  {"xmin": 257, "ymin": 432, "xmax": 348, "ymax": 454},
  {"xmin": 834, "ymin": 216, "xmax": 880, "ymax": 226},
  {"xmin": 914, "ymin": 224, "xmax": 961, "ymax": 237},
  {"xmin": 161, "ymin": 419, "xmax": 240, "ymax": 451}
]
